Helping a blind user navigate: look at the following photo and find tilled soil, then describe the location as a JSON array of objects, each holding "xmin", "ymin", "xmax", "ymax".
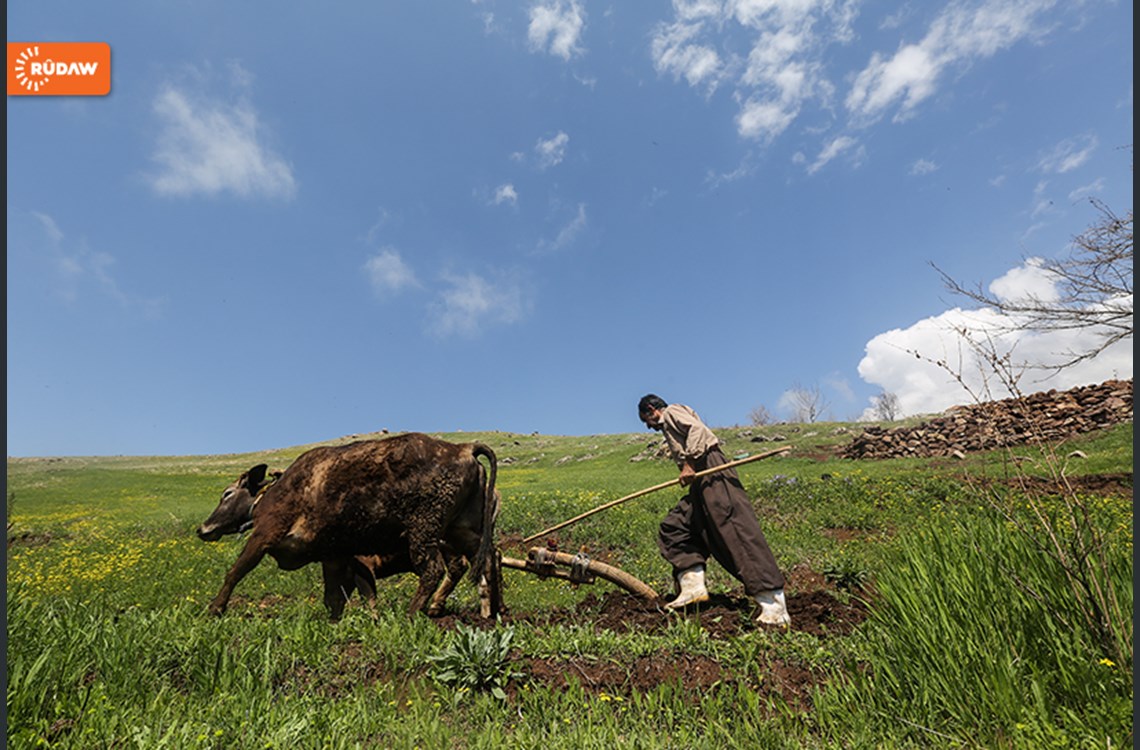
[{"xmin": 429, "ymin": 564, "xmax": 870, "ymax": 704}]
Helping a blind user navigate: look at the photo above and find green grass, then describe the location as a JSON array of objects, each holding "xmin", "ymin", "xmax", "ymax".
[{"xmin": 7, "ymin": 421, "xmax": 1133, "ymax": 748}]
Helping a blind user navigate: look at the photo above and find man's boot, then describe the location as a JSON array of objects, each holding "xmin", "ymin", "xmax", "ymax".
[
  {"xmin": 665, "ymin": 565, "xmax": 709, "ymax": 610},
  {"xmin": 754, "ymin": 588, "xmax": 790, "ymax": 625}
]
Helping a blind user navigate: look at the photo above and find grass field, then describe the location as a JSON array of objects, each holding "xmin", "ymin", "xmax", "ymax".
[{"xmin": 6, "ymin": 420, "xmax": 1133, "ymax": 748}]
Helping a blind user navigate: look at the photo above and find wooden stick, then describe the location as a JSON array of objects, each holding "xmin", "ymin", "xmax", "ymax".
[{"xmin": 521, "ymin": 445, "xmax": 792, "ymax": 544}]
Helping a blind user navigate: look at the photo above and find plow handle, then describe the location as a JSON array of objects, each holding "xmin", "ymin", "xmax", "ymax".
[{"xmin": 521, "ymin": 445, "xmax": 791, "ymax": 544}]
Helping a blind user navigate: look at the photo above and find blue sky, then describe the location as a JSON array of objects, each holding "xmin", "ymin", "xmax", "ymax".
[{"xmin": 7, "ymin": 1, "xmax": 1133, "ymax": 457}]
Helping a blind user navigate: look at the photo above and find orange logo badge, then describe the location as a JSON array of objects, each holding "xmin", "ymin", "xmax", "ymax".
[{"xmin": 8, "ymin": 43, "xmax": 111, "ymax": 96}]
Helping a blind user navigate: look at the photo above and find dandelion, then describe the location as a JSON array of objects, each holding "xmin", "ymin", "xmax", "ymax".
[{"xmin": 1099, "ymin": 658, "xmax": 1116, "ymax": 667}]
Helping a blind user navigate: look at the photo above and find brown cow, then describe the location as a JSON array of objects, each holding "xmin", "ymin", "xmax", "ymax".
[
  {"xmin": 196, "ymin": 465, "xmax": 390, "ymax": 612},
  {"xmin": 196, "ymin": 433, "xmax": 501, "ymax": 620},
  {"xmin": 195, "ymin": 467, "xmax": 500, "ymax": 618}
]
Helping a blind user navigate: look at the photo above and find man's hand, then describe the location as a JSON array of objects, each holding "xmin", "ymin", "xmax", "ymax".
[{"xmin": 679, "ymin": 462, "xmax": 697, "ymax": 486}]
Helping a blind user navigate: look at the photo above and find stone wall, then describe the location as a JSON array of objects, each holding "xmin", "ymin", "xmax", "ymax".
[{"xmin": 840, "ymin": 379, "xmax": 1133, "ymax": 460}]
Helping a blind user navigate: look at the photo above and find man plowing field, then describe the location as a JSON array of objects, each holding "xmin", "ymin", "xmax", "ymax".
[{"xmin": 638, "ymin": 394, "xmax": 791, "ymax": 626}]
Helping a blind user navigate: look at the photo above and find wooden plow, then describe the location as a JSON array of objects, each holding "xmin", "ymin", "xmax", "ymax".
[
  {"xmin": 501, "ymin": 547, "xmax": 660, "ymax": 600},
  {"xmin": 497, "ymin": 446, "xmax": 791, "ymax": 601}
]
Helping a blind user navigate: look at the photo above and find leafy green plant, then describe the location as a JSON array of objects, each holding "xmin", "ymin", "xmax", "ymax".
[
  {"xmin": 820, "ymin": 557, "xmax": 869, "ymax": 592},
  {"xmin": 427, "ymin": 623, "xmax": 524, "ymax": 700}
]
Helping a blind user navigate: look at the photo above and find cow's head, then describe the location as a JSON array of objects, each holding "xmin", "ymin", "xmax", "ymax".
[{"xmin": 196, "ymin": 464, "xmax": 278, "ymax": 542}]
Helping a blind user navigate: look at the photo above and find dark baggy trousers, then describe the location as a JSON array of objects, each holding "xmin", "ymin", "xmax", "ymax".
[{"xmin": 657, "ymin": 446, "xmax": 785, "ymax": 595}]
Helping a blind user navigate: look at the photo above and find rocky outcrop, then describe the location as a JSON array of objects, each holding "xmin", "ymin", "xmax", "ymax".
[{"xmin": 841, "ymin": 379, "xmax": 1133, "ymax": 460}]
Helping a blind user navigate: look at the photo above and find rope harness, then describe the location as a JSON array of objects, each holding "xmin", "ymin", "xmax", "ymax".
[{"xmin": 239, "ymin": 471, "xmax": 281, "ymax": 533}]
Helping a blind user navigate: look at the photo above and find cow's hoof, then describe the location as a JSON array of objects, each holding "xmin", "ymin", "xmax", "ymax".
[
  {"xmin": 207, "ymin": 603, "xmax": 226, "ymax": 617},
  {"xmin": 426, "ymin": 605, "xmax": 445, "ymax": 618}
]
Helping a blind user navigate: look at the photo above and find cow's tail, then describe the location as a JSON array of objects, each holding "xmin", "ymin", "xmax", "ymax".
[{"xmin": 469, "ymin": 443, "xmax": 498, "ymax": 585}]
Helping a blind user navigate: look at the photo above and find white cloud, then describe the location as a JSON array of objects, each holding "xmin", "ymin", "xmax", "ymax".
[
  {"xmin": 736, "ymin": 97, "xmax": 798, "ymax": 143},
  {"xmin": 649, "ymin": 0, "xmax": 851, "ymax": 144},
  {"xmin": 846, "ymin": 43, "xmax": 939, "ymax": 124},
  {"xmin": 1030, "ymin": 180, "xmax": 1055, "ymax": 219},
  {"xmin": 823, "ymin": 372, "xmax": 856, "ymax": 404},
  {"xmin": 28, "ymin": 211, "xmax": 161, "ymax": 314},
  {"xmin": 148, "ymin": 75, "xmax": 296, "ymax": 200},
  {"xmin": 428, "ymin": 270, "xmax": 531, "ymax": 337},
  {"xmin": 528, "ymin": 0, "xmax": 586, "ymax": 60},
  {"xmin": 365, "ymin": 207, "xmax": 396, "ymax": 245},
  {"xmin": 493, "ymin": 183, "xmax": 519, "ymax": 206},
  {"xmin": 535, "ymin": 131, "xmax": 570, "ymax": 169},
  {"xmin": 673, "ymin": 0, "xmax": 721, "ymax": 24},
  {"xmin": 644, "ymin": 1, "xmax": 1087, "ymax": 160},
  {"xmin": 31, "ymin": 211, "xmax": 65, "ymax": 243},
  {"xmin": 805, "ymin": 135, "xmax": 861, "ymax": 174},
  {"xmin": 364, "ymin": 248, "xmax": 419, "ymax": 296},
  {"xmin": 1037, "ymin": 134, "xmax": 1098, "ymax": 174},
  {"xmin": 910, "ymin": 158, "xmax": 939, "ymax": 175},
  {"xmin": 857, "ymin": 259, "xmax": 1133, "ymax": 419},
  {"xmin": 537, "ymin": 203, "xmax": 587, "ymax": 254},
  {"xmin": 1068, "ymin": 178, "xmax": 1105, "ymax": 203},
  {"xmin": 987, "ymin": 257, "xmax": 1060, "ymax": 303},
  {"xmin": 706, "ymin": 157, "xmax": 756, "ymax": 188},
  {"xmin": 846, "ymin": 0, "xmax": 1060, "ymax": 124},
  {"xmin": 650, "ymin": 21, "xmax": 724, "ymax": 91}
]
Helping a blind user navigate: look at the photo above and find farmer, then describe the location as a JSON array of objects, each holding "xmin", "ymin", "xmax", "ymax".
[{"xmin": 637, "ymin": 394, "xmax": 790, "ymax": 625}]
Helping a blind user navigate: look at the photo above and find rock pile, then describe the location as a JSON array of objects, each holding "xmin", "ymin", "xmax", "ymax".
[{"xmin": 841, "ymin": 379, "xmax": 1133, "ymax": 460}]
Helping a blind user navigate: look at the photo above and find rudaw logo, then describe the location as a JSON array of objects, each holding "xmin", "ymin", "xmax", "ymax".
[{"xmin": 8, "ymin": 43, "xmax": 111, "ymax": 96}]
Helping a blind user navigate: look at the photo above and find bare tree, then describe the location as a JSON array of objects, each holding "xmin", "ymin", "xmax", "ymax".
[
  {"xmin": 748, "ymin": 405, "xmax": 774, "ymax": 426},
  {"xmin": 871, "ymin": 391, "xmax": 902, "ymax": 421},
  {"xmin": 934, "ymin": 193, "xmax": 1133, "ymax": 370},
  {"xmin": 786, "ymin": 383, "xmax": 830, "ymax": 423}
]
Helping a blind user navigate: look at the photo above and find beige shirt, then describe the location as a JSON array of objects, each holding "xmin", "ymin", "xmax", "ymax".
[{"xmin": 659, "ymin": 404, "xmax": 720, "ymax": 466}]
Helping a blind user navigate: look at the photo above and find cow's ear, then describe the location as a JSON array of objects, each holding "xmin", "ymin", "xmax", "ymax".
[{"xmin": 244, "ymin": 464, "xmax": 269, "ymax": 488}]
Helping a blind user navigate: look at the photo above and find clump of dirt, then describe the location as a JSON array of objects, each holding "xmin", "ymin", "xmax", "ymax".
[
  {"xmin": 7, "ymin": 531, "xmax": 62, "ymax": 549},
  {"xmin": 525, "ymin": 652, "xmax": 725, "ymax": 697}
]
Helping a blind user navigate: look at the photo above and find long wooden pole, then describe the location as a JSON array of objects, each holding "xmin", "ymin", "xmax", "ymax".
[{"xmin": 522, "ymin": 445, "xmax": 792, "ymax": 544}]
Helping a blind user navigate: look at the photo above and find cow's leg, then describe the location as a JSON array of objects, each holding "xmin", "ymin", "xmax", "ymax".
[
  {"xmin": 406, "ymin": 535, "xmax": 448, "ymax": 616},
  {"xmin": 425, "ymin": 553, "xmax": 469, "ymax": 617},
  {"xmin": 208, "ymin": 539, "xmax": 268, "ymax": 616},
  {"xmin": 479, "ymin": 550, "xmax": 503, "ymax": 619},
  {"xmin": 320, "ymin": 559, "xmax": 356, "ymax": 622},
  {"xmin": 350, "ymin": 557, "xmax": 378, "ymax": 602}
]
